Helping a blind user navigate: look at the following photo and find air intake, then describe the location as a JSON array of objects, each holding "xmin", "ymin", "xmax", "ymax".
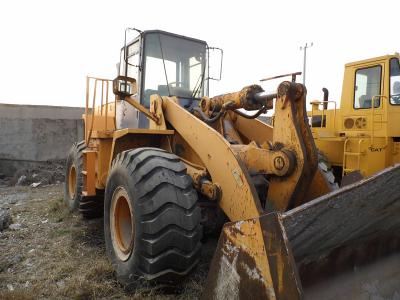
[
  {"xmin": 355, "ymin": 117, "xmax": 367, "ymax": 129},
  {"xmin": 344, "ymin": 118, "xmax": 354, "ymax": 129}
]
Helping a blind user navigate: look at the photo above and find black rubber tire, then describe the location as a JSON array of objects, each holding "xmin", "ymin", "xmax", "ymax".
[
  {"xmin": 64, "ymin": 141, "xmax": 103, "ymax": 218},
  {"xmin": 104, "ymin": 147, "xmax": 202, "ymax": 285}
]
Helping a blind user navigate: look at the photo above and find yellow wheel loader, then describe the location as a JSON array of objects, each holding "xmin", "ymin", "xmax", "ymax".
[
  {"xmin": 310, "ymin": 54, "xmax": 400, "ymax": 185},
  {"xmin": 64, "ymin": 29, "xmax": 400, "ymax": 299}
]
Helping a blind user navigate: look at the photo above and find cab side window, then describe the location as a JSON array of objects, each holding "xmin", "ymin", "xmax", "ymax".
[
  {"xmin": 390, "ymin": 58, "xmax": 400, "ymax": 105},
  {"xmin": 354, "ymin": 65, "xmax": 381, "ymax": 109}
]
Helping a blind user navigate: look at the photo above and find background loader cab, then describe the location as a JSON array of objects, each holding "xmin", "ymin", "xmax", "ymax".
[
  {"xmin": 310, "ymin": 54, "xmax": 400, "ymax": 182},
  {"xmin": 114, "ymin": 30, "xmax": 215, "ymax": 129}
]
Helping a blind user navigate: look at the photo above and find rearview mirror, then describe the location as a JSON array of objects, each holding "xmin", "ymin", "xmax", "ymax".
[
  {"xmin": 208, "ymin": 47, "xmax": 223, "ymax": 81},
  {"xmin": 113, "ymin": 75, "xmax": 137, "ymax": 98}
]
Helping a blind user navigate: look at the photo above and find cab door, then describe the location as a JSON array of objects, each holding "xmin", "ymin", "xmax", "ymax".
[{"xmin": 345, "ymin": 63, "xmax": 385, "ymax": 133}]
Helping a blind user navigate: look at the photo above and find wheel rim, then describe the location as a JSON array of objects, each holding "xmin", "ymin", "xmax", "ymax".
[
  {"xmin": 111, "ymin": 186, "xmax": 134, "ymax": 261},
  {"xmin": 68, "ymin": 164, "xmax": 77, "ymax": 199}
]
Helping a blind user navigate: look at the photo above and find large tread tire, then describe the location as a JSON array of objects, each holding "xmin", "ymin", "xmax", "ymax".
[
  {"xmin": 104, "ymin": 147, "xmax": 202, "ymax": 286},
  {"xmin": 64, "ymin": 141, "xmax": 103, "ymax": 218}
]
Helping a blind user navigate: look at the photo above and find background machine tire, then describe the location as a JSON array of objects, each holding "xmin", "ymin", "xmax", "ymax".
[
  {"xmin": 104, "ymin": 148, "xmax": 202, "ymax": 285},
  {"xmin": 318, "ymin": 151, "xmax": 339, "ymax": 189},
  {"xmin": 64, "ymin": 141, "xmax": 103, "ymax": 218}
]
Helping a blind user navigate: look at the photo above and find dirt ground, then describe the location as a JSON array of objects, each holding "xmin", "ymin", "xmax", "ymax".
[{"xmin": 0, "ymin": 184, "xmax": 212, "ymax": 300}]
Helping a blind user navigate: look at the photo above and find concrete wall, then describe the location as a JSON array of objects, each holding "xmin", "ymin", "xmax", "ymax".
[{"xmin": 0, "ymin": 104, "xmax": 84, "ymax": 176}]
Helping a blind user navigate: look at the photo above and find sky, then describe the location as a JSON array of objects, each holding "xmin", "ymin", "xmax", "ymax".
[{"xmin": 0, "ymin": 0, "xmax": 399, "ymax": 108}]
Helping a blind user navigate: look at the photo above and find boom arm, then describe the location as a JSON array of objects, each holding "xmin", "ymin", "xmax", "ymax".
[
  {"xmin": 167, "ymin": 81, "xmax": 317, "ymax": 212},
  {"xmin": 149, "ymin": 82, "xmax": 318, "ymax": 215}
]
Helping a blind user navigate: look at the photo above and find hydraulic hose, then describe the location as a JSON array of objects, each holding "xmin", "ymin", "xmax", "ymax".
[
  {"xmin": 193, "ymin": 107, "xmax": 223, "ymax": 124},
  {"xmin": 232, "ymin": 106, "xmax": 267, "ymax": 119}
]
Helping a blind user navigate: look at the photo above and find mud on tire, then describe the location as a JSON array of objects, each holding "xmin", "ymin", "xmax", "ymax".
[
  {"xmin": 104, "ymin": 148, "xmax": 202, "ymax": 285},
  {"xmin": 64, "ymin": 141, "xmax": 103, "ymax": 218}
]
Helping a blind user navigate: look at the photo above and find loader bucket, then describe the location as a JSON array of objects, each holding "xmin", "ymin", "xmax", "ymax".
[
  {"xmin": 203, "ymin": 165, "xmax": 400, "ymax": 299},
  {"xmin": 202, "ymin": 212, "xmax": 302, "ymax": 300},
  {"xmin": 284, "ymin": 164, "xmax": 400, "ymax": 298}
]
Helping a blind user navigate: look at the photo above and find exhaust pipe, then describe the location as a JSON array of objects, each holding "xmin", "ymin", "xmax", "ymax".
[{"xmin": 322, "ymin": 87, "xmax": 329, "ymax": 110}]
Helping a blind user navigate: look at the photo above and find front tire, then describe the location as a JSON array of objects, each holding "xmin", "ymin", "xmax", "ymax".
[{"xmin": 104, "ymin": 148, "xmax": 202, "ymax": 285}]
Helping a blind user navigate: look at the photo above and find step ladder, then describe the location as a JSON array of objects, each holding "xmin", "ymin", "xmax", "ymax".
[
  {"xmin": 82, "ymin": 149, "xmax": 96, "ymax": 197},
  {"xmin": 342, "ymin": 138, "xmax": 365, "ymax": 176}
]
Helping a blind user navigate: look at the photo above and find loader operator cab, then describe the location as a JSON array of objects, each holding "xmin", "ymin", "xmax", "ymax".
[{"xmin": 115, "ymin": 30, "xmax": 216, "ymax": 129}]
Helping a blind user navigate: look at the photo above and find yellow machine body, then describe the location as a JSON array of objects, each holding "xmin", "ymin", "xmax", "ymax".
[{"xmin": 310, "ymin": 54, "xmax": 400, "ymax": 179}]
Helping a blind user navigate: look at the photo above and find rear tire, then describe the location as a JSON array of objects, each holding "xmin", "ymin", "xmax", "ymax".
[
  {"xmin": 104, "ymin": 148, "xmax": 202, "ymax": 285},
  {"xmin": 64, "ymin": 141, "xmax": 103, "ymax": 218}
]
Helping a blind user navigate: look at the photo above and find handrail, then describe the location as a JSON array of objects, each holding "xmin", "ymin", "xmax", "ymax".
[
  {"xmin": 85, "ymin": 76, "xmax": 89, "ymax": 132},
  {"xmin": 357, "ymin": 138, "xmax": 365, "ymax": 171},
  {"xmin": 85, "ymin": 76, "xmax": 113, "ymax": 145},
  {"xmin": 105, "ymin": 81, "xmax": 109, "ymax": 131},
  {"xmin": 87, "ymin": 76, "xmax": 112, "ymax": 81},
  {"xmin": 100, "ymin": 80, "xmax": 104, "ymax": 114},
  {"xmin": 371, "ymin": 95, "xmax": 387, "ymax": 146},
  {"xmin": 87, "ymin": 79, "xmax": 97, "ymax": 144},
  {"xmin": 310, "ymin": 100, "xmax": 337, "ymax": 131},
  {"xmin": 84, "ymin": 76, "xmax": 161, "ymax": 145},
  {"xmin": 343, "ymin": 138, "xmax": 350, "ymax": 176},
  {"xmin": 260, "ymin": 71, "xmax": 302, "ymax": 83}
]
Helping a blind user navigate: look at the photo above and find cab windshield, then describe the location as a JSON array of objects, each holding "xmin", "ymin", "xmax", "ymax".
[{"xmin": 141, "ymin": 32, "xmax": 208, "ymax": 107}]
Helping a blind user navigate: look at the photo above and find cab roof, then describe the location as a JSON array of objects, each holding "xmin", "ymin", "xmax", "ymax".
[
  {"xmin": 125, "ymin": 29, "xmax": 208, "ymax": 48},
  {"xmin": 142, "ymin": 30, "xmax": 207, "ymax": 45},
  {"xmin": 345, "ymin": 53, "xmax": 400, "ymax": 67}
]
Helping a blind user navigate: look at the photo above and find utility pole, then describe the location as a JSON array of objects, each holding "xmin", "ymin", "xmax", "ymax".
[{"xmin": 300, "ymin": 42, "xmax": 313, "ymax": 85}]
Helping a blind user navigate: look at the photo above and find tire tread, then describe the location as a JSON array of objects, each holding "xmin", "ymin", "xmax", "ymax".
[{"xmin": 105, "ymin": 147, "xmax": 201, "ymax": 284}]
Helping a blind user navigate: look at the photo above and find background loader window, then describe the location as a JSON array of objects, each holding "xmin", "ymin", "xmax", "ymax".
[
  {"xmin": 390, "ymin": 58, "xmax": 400, "ymax": 105},
  {"xmin": 354, "ymin": 65, "xmax": 381, "ymax": 109}
]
